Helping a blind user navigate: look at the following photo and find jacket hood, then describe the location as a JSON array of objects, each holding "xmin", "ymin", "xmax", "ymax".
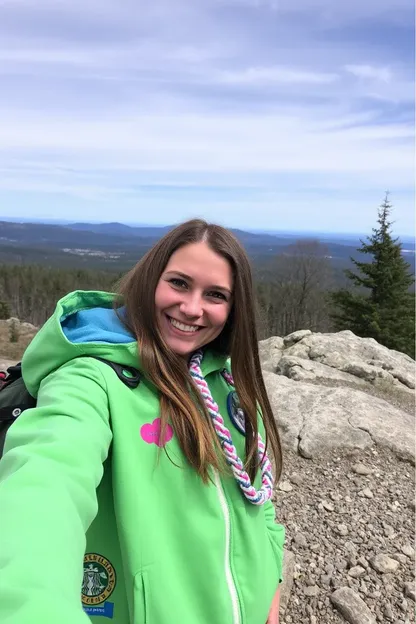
[{"xmin": 22, "ymin": 290, "xmax": 228, "ymax": 397}]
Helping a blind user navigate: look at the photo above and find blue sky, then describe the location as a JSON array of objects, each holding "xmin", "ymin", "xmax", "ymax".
[{"xmin": 0, "ymin": 0, "xmax": 414, "ymax": 235}]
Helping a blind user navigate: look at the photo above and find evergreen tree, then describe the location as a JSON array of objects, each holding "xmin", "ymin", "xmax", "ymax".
[{"xmin": 331, "ymin": 194, "xmax": 415, "ymax": 358}]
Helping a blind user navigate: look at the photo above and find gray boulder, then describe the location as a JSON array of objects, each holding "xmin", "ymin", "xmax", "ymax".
[
  {"xmin": 261, "ymin": 330, "xmax": 415, "ymax": 464},
  {"xmin": 261, "ymin": 329, "xmax": 415, "ymax": 391},
  {"xmin": 258, "ymin": 336, "xmax": 284, "ymax": 373},
  {"xmin": 263, "ymin": 371, "xmax": 415, "ymax": 463}
]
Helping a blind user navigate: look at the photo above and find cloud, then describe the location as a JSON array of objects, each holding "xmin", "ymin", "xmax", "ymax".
[
  {"xmin": 345, "ymin": 64, "xmax": 392, "ymax": 82},
  {"xmin": 218, "ymin": 66, "xmax": 339, "ymax": 85},
  {"xmin": 0, "ymin": 110, "xmax": 412, "ymax": 186},
  {"xmin": 0, "ymin": 0, "xmax": 413, "ymax": 233},
  {"xmin": 220, "ymin": 0, "xmax": 413, "ymax": 23}
]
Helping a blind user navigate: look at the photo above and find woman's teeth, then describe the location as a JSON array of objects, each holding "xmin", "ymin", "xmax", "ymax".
[{"xmin": 169, "ymin": 317, "xmax": 200, "ymax": 333}]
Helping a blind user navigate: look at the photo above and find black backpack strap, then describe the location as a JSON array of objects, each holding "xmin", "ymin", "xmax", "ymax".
[
  {"xmin": 0, "ymin": 363, "xmax": 23, "ymax": 389},
  {"xmin": 91, "ymin": 357, "xmax": 141, "ymax": 389}
]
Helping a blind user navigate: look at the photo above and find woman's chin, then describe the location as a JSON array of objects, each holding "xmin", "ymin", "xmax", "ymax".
[{"xmin": 164, "ymin": 336, "xmax": 200, "ymax": 357}]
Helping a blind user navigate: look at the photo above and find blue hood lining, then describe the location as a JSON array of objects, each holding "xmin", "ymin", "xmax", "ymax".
[{"xmin": 61, "ymin": 306, "xmax": 134, "ymax": 345}]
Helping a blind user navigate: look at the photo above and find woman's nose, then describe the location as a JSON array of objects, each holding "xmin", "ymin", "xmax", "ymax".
[{"xmin": 179, "ymin": 294, "xmax": 203, "ymax": 318}]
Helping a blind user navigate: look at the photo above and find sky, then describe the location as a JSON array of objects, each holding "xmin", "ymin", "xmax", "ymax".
[{"xmin": 0, "ymin": 0, "xmax": 414, "ymax": 235}]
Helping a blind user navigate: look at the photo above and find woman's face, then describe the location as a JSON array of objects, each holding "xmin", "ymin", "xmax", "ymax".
[{"xmin": 154, "ymin": 241, "xmax": 233, "ymax": 357}]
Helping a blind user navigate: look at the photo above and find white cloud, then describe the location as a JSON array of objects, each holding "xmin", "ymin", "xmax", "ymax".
[
  {"xmin": 0, "ymin": 111, "xmax": 412, "ymax": 186},
  {"xmin": 0, "ymin": 0, "xmax": 413, "ymax": 232},
  {"xmin": 218, "ymin": 66, "xmax": 339, "ymax": 85},
  {"xmin": 345, "ymin": 64, "xmax": 393, "ymax": 82},
  {"xmin": 221, "ymin": 0, "xmax": 413, "ymax": 22}
]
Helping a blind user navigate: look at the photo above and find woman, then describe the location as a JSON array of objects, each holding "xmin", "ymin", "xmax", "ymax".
[{"xmin": 0, "ymin": 219, "xmax": 285, "ymax": 623}]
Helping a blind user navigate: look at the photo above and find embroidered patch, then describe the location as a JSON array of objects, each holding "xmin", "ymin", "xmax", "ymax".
[
  {"xmin": 227, "ymin": 391, "xmax": 246, "ymax": 435},
  {"xmin": 82, "ymin": 553, "xmax": 116, "ymax": 618},
  {"xmin": 140, "ymin": 418, "xmax": 174, "ymax": 447}
]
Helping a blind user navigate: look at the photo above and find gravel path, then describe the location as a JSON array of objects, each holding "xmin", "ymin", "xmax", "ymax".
[{"xmin": 275, "ymin": 446, "xmax": 415, "ymax": 623}]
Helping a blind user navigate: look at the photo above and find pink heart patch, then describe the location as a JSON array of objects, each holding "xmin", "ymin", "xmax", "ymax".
[{"xmin": 140, "ymin": 418, "xmax": 174, "ymax": 447}]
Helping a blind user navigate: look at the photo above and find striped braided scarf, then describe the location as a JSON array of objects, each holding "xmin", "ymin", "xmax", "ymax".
[{"xmin": 189, "ymin": 349, "xmax": 274, "ymax": 505}]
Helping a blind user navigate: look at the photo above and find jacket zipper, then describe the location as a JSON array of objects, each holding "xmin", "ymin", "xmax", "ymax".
[{"xmin": 214, "ymin": 470, "xmax": 242, "ymax": 624}]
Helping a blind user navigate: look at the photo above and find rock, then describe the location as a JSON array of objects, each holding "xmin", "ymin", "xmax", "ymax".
[
  {"xmin": 258, "ymin": 336, "xmax": 284, "ymax": 373},
  {"xmin": 338, "ymin": 524, "xmax": 349, "ymax": 536},
  {"xmin": 288, "ymin": 473, "xmax": 302, "ymax": 486},
  {"xmin": 399, "ymin": 598, "xmax": 408, "ymax": 611},
  {"xmin": 403, "ymin": 582, "xmax": 415, "ymax": 601},
  {"xmin": 278, "ymin": 480, "xmax": 293, "ymax": 492},
  {"xmin": 262, "ymin": 330, "xmax": 415, "ymax": 397},
  {"xmin": 20, "ymin": 322, "xmax": 37, "ymax": 331},
  {"xmin": 331, "ymin": 586, "xmax": 376, "ymax": 623},
  {"xmin": 401, "ymin": 543, "xmax": 415, "ymax": 559},
  {"xmin": 293, "ymin": 533, "xmax": 307, "ymax": 548},
  {"xmin": 256, "ymin": 331, "xmax": 415, "ymax": 623},
  {"xmin": 261, "ymin": 372, "xmax": 304, "ymax": 454},
  {"xmin": 348, "ymin": 566, "xmax": 366, "ymax": 578},
  {"xmin": 370, "ymin": 554, "xmax": 400, "ymax": 574},
  {"xmin": 335, "ymin": 559, "xmax": 348, "ymax": 572},
  {"xmin": 304, "ymin": 330, "xmax": 415, "ymax": 390},
  {"xmin": 383, "ymin": 524, "xmax": 395, "ymax": 538},
  {"xmin": 352, "ymin": 463, "xmax": 373, "ymax": 476},
  {"xmin": 279, "ymin": 550, "xmax": 295, "ymax": 617},
  {"xmin": 283, "ymin": 330, "xmax": 312, "ymax": 347},
  {"xmin": 262, "ymin": 371, "xmax": 415, "ymax": 463},
  {"xmin": 383, "ymin": 603, "xmax": 394, "ymax": 620},
  {"xmin": 360, "ymin": 488, "xmax": 374, "ymax": 499},
  {"xmin": 276, "ymin": 355, "xmax": 366, "ymax": 385},
  {"xmin": 304, "ymin": 585, "xmax": 320, "ymax": 597},
  {"xmin": 5, "ymin": 317, "xmax": 20, "ymax": 326}
]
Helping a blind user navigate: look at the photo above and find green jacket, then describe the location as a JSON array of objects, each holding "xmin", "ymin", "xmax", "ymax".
[{"xmin": 0, "ymin": 291, "xmax": 285, "ymax": 624}]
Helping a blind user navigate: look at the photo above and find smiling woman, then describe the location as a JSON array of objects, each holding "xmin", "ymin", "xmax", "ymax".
[
  {"xmin": 154, "ymin": 242, "xmax": 233, "ymax": 356},
  {"xmin": 0, "ymin": 219, "xmax": 285, "ymax": 624},
  {"xmin": 115, "ymin": 219, "xmax": 283, "ymax": 483}
]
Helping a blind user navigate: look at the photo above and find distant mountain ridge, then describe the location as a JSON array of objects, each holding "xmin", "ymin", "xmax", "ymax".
[
  {"xmin": 0, "ymin": 219, "xmax": 414, "ymax": 274},
  {"xmin": 68, "ymin": 221, "xmax": 281, "ymax": 242}
]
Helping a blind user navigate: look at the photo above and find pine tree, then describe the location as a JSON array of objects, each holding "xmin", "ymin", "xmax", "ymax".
[{"xmin": 331, "ymin": 194, "xmax": 415, "ymax": 358}]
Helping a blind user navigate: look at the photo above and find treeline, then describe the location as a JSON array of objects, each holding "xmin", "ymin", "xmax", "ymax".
[
  {"xmin": 0, "ymin": 248, "xmax": 337, "ymax": 337},
  {"xmin": 0, "ymin": 196, "xmax": 414, "ymax": 358},
  {"xmin": 255, "ymin": 240, "xmax": 337, "ymax": 338},
  {"xmin": 0, "ymin": 265, "xmax": 121, "ymax": 327}
]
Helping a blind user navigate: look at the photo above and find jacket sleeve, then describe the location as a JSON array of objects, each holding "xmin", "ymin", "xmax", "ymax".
[
  {"xmin": 264, "ymin": 498, "xmax": 285, "ymax": 585},
  {"xmin": 0, "ymin": 358, "xmax": 112, "ymax": 624}
]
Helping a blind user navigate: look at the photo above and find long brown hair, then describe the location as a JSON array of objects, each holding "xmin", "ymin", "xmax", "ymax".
[{"xmin": 115, "ymin": 219, "xmax": 282, "ymax": 483}]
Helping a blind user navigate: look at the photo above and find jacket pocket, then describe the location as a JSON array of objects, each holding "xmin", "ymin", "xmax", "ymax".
[{"xmin": 133, "ymin": 569, "xmax": 151, "ymax": 624}]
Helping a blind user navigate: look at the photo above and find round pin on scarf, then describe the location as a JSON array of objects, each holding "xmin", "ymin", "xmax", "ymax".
[{"xmin": 226, "ymin": 391, "xmax": 246, "ymax": 435}]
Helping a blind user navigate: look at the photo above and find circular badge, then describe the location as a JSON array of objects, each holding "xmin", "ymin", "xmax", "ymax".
[
  {"xmin": 81, "ymin": 553, "xmax": 116, "ymax": 606},
  {"xmin": 226, "ymin": 391, "xmax": 246, "ymax": 435}
]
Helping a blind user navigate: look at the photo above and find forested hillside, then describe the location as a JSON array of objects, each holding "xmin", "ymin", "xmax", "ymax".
[
  {"xmin": 0, "ymin": 212, "xmax": 414, "ymax": 357},
  {"xmin": 0, "ymin": 246, "xmax": 338, "ymax": 337},
  {"xmin": 0, "ymin": 265, "xmax": 120, "ymax": 327}
]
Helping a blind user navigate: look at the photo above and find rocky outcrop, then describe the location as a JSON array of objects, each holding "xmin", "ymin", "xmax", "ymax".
[
  {"xmin": 263, "ymin": 331, "xmax": 415, "ymax": 623},
  {"xmin": 260, "ymin": 330, "xmax": 415, "ymax": 464},
  {"xmin": 261, "ymin": 329, "xmax": 414, "ymax": 390}
]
